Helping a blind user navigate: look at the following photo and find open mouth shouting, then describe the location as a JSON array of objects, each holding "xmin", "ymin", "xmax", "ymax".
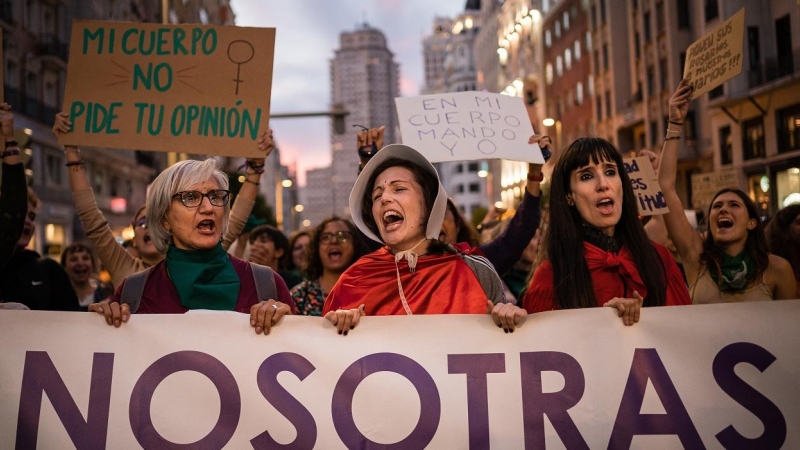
[
  {"xmin": 717, "ymin": 217, "xmax": 734, "ymax": 229},
  {"xmin": 383, "ymin": 210, "xmax": 404, "ymax": 232},
  {"xmin": 197, "ymin": 219, "xmax": 216, "ymax": 234},
  {"xmin": 596, "ymin": 198, "xmax": 615, "ymax": 215}
]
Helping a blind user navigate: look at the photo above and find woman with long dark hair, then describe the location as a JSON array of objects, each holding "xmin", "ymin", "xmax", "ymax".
[
  {"xmin": 522, "ymin": 137, "xmax": 691, "ymax": 324},
  {"xmin": 658, "ymin": 81, "xmax": 796, "ymax": 302}
]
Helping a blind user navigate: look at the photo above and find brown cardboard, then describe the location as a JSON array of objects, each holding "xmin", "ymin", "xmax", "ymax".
[
  {"xmin": 60, "ymin": 20, "xmax": 275, "ymax": 158},
  {"xmin": 691, "ymin": 169, "xmax": 740, "ymax": 211},
  {"xmin": 623, "ymin": 156, "xmax": 669, "ymax": 216},
  {"xmin": 683, "ymin": 8, "xmax": 745, "ymax": 100}
]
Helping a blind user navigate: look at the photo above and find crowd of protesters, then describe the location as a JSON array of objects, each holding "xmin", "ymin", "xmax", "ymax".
[{"xmin": 1, "ymin": 82, "xmax": 797, "ymax": 326}]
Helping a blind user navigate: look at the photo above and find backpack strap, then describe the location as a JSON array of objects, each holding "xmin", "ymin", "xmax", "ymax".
[
  {"xmin": 119, "ymin": 267, "xmax": 153, "ymax": 313},
  {"xmin": 250, "ymin": 263, "xmax": 278, "ymax": 301}
]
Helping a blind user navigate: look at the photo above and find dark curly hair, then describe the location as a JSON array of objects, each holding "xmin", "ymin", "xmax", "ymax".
[
  {"xmin": 766, "ymin": 204, "xmax": 800, "ymax": 280},
  {"xmin": 304, "ymin": 216, "xmax": 368, "ymax": 280}
]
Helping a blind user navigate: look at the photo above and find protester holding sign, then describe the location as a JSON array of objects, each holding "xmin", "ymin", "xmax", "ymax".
[
  {"xmin": 89, "ymin": 158, "xmax": 294, "ymax": 333},
  {"xmin": 291, "ymin": 216, "xmax": 368, "ymax": 316},
  {"xmin": 523, "ymin": 137, "xmax": 691, "ymax": 324},
  {"xmin": 323, "ymin": 144, "xmax": 526, "ymax": 334},
  {"xmin": 53, "ymin": 113, "xmax": 273, "ymax": 287},
  {"xmin": 658, "ymin": 81, "xmax": 796, "ymax": 302}
]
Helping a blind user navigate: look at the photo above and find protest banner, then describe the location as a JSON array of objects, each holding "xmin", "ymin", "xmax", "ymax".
[
  {"xmin": 683, "ymin": 8, "xmax": 745, "ymax": 100},
  {"xmin": 59, "ymin": 20, "xmax": 275, "ymax": 158},
  {"xmin": 2, "ymin": 301, "xmax": 799, "ymax": 448},
  {"xmin": 691, "ymin": 168, "xmax": 740, "ymax": 211},
  {"xmin": 623, "ymin": 156, "xmax": 668, "ymax": 216},
  {"xmin": 395, "ymin": 92, "xmax": 541, "ymax": 163}
]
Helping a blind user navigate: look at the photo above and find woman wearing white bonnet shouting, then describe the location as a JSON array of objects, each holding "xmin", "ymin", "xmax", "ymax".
[{"xmin": 322, "ymin": 144, "xmax": 526, "ymax": 334}]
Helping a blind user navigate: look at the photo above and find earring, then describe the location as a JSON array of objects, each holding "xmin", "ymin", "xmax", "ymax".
[{"xmin": 566, "ymin": 196, "xmax": 574, "ymax": 206}]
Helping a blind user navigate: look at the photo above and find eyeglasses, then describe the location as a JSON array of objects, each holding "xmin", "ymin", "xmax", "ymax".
[
  {"xmin": 133, "ymin": 217, "xmax": 148, "ymax": 229},
  {"xmin": 172, "ymin": 190, "xmax": 230, "ymax": 208},
  {"xmin": 319, "ymin": 231, "xmax": 353, "ymax": 244}
]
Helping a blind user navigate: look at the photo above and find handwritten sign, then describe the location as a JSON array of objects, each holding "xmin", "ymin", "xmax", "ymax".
[
  {"xmin": 2, "ymin": 302, "xmax": 799, "ymax": 448},
  {"xmin": 60, "ymin": 20, "xmax": 275, "ymax": 158},
  {"xmin": 683, "ymin": 8, "xmax": 745, "ymax": 100},
  {"xmin": 395, "ymin": 92, "xmax": 541, "ymax": 163},
  {"xmin": 623, "ymin": 156, "xmax": 668, "ymax": 216},
  {"xmin": 691, "ymin": 169, "xmax": 740, "ymax": 211}
]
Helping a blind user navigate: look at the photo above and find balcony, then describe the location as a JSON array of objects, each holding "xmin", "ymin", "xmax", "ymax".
[
  {"xmin": 39, "ymin": 33, "xmax": 69, "ymax": 62},
  {"xmin": 4, "ymin": 85, "xmax": 58, "ymax": 125},
  {"xmin": 748, "ymin": 51, "xmax": 800, "ymax": 89}
]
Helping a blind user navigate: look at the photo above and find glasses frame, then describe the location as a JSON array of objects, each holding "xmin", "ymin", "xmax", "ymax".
[
  {"xmin": 172, "ymin": 190, "xmax": 231, "ymax": 208},
  {"xmin": 319, "ymin": 230, "xmax": 353, "ymax": 244}
]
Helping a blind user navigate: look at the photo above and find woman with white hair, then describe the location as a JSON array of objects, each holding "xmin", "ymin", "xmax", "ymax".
[
  {"xmin": 90, "ymin": 159, "xmax": 294, "ymax": 335},
  {"xmin": 322, "ymin": 144, "xmax": 527, "ymax": 335}
]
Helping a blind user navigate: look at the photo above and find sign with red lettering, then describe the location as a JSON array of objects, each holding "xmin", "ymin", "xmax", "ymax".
[
  {"xmin": 60, "ymin": 20, "xmax": 275, "ymax": 158},
  {"xmin": 1, "ymin": 302, "xmax": 799, "ymax": 448}
]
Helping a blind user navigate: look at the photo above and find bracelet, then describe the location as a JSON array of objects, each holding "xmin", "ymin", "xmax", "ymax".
[
  {"xmin": 664, "ymin": 135, "xmax": 681, "ymax": 142},
  {"xmin": 239, "ymin": 159, "xmax": 265, "ymax": 174},
  {"xmin": 244, "ymin": 179, "xmax": 260, "ymax": 186},
  {"xmin": 65, "ymin": 160, "xmax": 85, "ymax": 167},
  {"xmin": 5, "ymin": 140, "xmax": 18, "ymax": 148},
  {"xmin": 527, "ymin": 172, "xmax": 544, "ymax": 182},
  {"xmin": 1, "ymin": 148, "xmax": 20, "ymax": 158},
  {"xmin": 668, "ymin": 120, "xmax": 684, "ymax": 126}
]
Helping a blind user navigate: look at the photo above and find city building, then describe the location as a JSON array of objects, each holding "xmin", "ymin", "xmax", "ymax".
[{"xmin": 301, "ymin": 24, "xmax": 399, "ymax": 228}]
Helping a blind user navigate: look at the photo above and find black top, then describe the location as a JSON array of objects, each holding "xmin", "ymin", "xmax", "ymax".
[
  {"xmin": 0, "ymin": 163, "xmax": 27, "ymax": 269},
  {"xmin": 0, "ymin": 250, "xmax": 79, "ymax": 310}
]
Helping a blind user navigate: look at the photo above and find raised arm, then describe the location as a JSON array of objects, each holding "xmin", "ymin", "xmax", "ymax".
[
  {"xmin": 53, "ymin": 112, "xmax": 144, "ymax": 286},
  {"xmin": 223, "ymin": 129, "xmax": 274, "ymax": 250},
  {"xmin": 658, "ymin": 81, "xmax": 704, "ymax": 266}
]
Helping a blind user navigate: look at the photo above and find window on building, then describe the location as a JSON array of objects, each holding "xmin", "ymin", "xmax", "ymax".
[
  {"xmin": 742, "ymin": 117, "xmax": 765, "ymax": 160},
  {"xmin": 574, "ymin": 40, "xmax": 581, "ymax": 60},
  {"xmin": 776, "ymin": 15, "xmax": 793, "ymax": 78},
  {"xmin": 456, "ymin": 184, "xmax": 465, "ymax": 194},
  {"xmin": 585, "ymin": 31, "xmax": 592, "ymax": 51},
  {"xmin": 647, "ymin": 66, "xmax": 655, "ymax": 95},
  {"xmin": 677, "ymin": 0, "xmax": 691, "ymax": 29},
  {"xmin": 590, "ymin": 5, "xmax": 597, "ymax": 30},
  {"xmin": 656, "ymin": 2, "xmax": 665, "ymax": 33},
  {"xmin": 455, "ymin": 164, "xmax": 463, "ymax": 173},
  {"xmin": 545, "ymin": 29, "xmax": 551, "ymax": 47},
  {"xmin": 602, "ymin": 44, "xmax": 609, "ymax": 71},
  {"xmin": 634, "ymin": 32, "xmax": 641, "ymax": 59},
  {"xmin": 556, "ymin": 56, "xmax": 563, "ymax": 76},
  {"xmin": 659, "ymin": 58, "xmax": 668, "ymax": 91},
  {"xmin": 555, "ymin": 20, "xmax": 561, "ymax": 38},
  {"xmin": 563, "ymin": 11, "xmax": 570, "ymax": 30},
  {"xmin": 596, "ymin": 95, "xmax": 603, "ymax": 121},
  {"xmin": 605, "ymin": 90, "xmax": 611, "ymax": 117},
  {"xmin": 468, "ymin": 182, "xmax": 480, "ymax": 193},
  {"xmin": 719, "ymin": 126, "xmax": 733, "ymax": 164},
  {"xmin": 777, "ymin": 103, "xmax": 800, "ymax": 153},
  {"xmin": 748, "ymin": 27, "xmax": 760, "ymax": 73},
  {"xmin": 650, "ymin": 120, "xmax": 658, "ymax": 147},
  {"xmin": 565, "ymin": 49, "xmax": 572, "ymax": 70},
  {"xmin": 588, "ymin": 75, "xmax": 594, "ymax": 96},
  {"xmin": 644, "ymin": 12, "xmax": 651, "ymax": 42},
  {"xmin": 709, "ymin": 85, "xmax": 724, "ymax": 99},
  {"xmin": 594, "ymin": 50, "xmax": 600, "ymax": 74},
  {"xmin": 600, "ymin": 0, "xmax": 606, "ymax": 25},
  {"xmin": 45, "ymin": 152, "xmax": 62, "ymax": 186},
  {"xmin": 546, "ymin": 63, "xmax": 553, "ymax": 85},
  {"xmin": 467, "ymin": 162, "xmax": 479, "ymax": 172},
  {"xmin": 576, "ymin": 82, "xmax": 584, "ymax": 105},
  {"xmin": 704, "ymin": 0, "xmax": 719, "ymax": 22},
  {"xmin": 93, "ymin": 168, "xmax": 105, "ymax": 195},
  {"xmin": 632, "ymin": 0, "xmax": 638, "ymax": 10}
]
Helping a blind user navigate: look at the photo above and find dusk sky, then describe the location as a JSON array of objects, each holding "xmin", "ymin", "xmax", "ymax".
[{"xmin": 231, "ymin": 0, "xmax": 467, "ymax": 185}]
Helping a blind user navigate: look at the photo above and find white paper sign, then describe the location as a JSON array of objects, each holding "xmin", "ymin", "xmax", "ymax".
[
  {"xmin": 395, "ymin": 92, "xmax": 541, "ymax": 163},
  {"xmin": 1, "ymin": 302, "xmax": 799, "ymax": 448}
]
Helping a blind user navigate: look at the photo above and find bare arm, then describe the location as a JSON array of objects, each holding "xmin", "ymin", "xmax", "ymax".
[
  {"xmin": 658, "ymin": 81, "xmax": 704, "ymax": 266},
  {"xmin": 768, "ymin": 254, "xmax": 799, "ymax": 300}
]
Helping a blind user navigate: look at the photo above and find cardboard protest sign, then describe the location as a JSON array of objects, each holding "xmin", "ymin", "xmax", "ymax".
[
  {"xmin": 683, "ymin": 8, "xmax": 745, "ymax": 100},
  {"xmin": 2, "ymin": 302, "xmax": 800, "ymax": 448},
  {"xmin": 60, "ymin": 20, "xmax": 275, "ymax": 158},
  {"xmin": 623, "ymin": 156, "xmax": 668, "ymax": 215},
  {"xmin": 395, "ymin": 92, "xmax": 541, "ymax": 163},
  {"xmin": 691, "ymin": 169, "xmax": 740, "ymax": 210}
]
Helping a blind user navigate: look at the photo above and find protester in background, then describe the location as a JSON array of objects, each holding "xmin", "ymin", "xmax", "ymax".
[
  {"xmin": 0, "ymin": 103, "xmax": 26, "ymax": 270},
  {"xmin": 766, "ymin": 204, "xmax": 800, "ymax": 296},
  {"xmin": 247, "ymin": 224, "xmax": 303, "ymax": 289},
  {"xmin": 523, "ymin": 137, "xmax": 691, "ymax": 324},
  {"xmin": 52, "ymin": 112, "xmax": 273, "ymax": 286},
  {"xmin": 291, "ymin": 217, "xmax": 367, "ymax": 316},
  {"xmin": 90, "ymin": 159, "xmax": 294, "ymax": 334},
  {"xmin": 658, "ymin": 81, "xmax": 796, "ymax": 302},
  {"xmin": 231, "ymin": 214, "xmax": 267, "ymax": 259},
  {"xmin": 323, "ymin": 144, "xmax": 526, "ymax": 334},
  {"xmin": 0, "ymin": 187, "xmax": 79, "ymax": 311},
  {"xmin": 287, "ymin": 229, "xmax": 313, "ymax": 277},
  {"xmin": 60, "ymin": 243, "xmax": 114, "ymax": 310}
]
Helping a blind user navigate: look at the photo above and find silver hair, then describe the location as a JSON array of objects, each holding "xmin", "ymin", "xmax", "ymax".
[{"xmin": 147, "ymin": 158, "xmax": 230, "ymax": 253}]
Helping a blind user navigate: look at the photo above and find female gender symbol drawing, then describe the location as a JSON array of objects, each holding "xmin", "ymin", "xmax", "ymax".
[{"xmin": 228, "ymin": 40, "xmax": 255, "ymax": 95}]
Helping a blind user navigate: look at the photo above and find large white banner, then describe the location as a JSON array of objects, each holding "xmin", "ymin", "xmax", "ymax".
[
  {"xmin": 1, "ymin": 301, "xmax": 799, "ymax": 449},
  {"xmin": 395, "ymin": 92, "xmax": 542, "ymax": 164}
]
